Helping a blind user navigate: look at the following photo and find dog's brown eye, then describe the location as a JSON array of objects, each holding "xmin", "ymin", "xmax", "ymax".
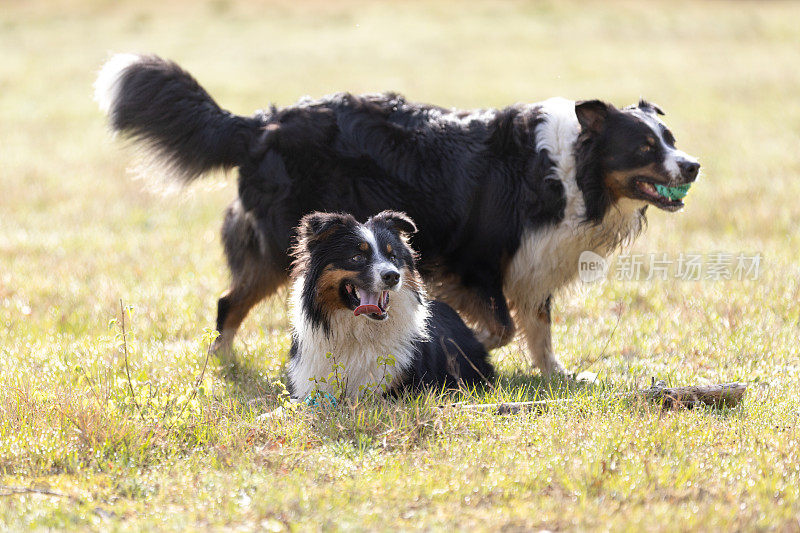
[
  {"xmin": 351, "ymin": 254, "xmax": 365, "ymax": 262},
  {"xmin": 639, "ymin": 144, "xmax": 652, "ymax": 153}
]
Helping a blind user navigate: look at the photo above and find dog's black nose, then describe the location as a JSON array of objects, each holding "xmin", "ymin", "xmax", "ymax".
[
  {"xmin": 679, "ymin": 160, "xmax": 700, "ymax": 182},
  {"xmin": 381, "ymin": 270, "xmax": 400, "ymax": 287}
]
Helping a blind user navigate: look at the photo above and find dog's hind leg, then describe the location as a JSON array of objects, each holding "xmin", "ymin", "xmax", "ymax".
[
  {"xmin": 429, "ymin": 275, "xmax": 515, "ymax": 351},
  {"xmin": 212, "ymin": 201, "xmax": 289, "ymax": 355},
  {"xmin": 470, "ymin": 291, "xmax": 515, "ymax": 351}
]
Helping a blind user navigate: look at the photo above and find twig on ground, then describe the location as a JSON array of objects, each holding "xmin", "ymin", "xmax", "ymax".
[
  {"xmin": 0, "ymin": 485, "xmax": 79, "ymax": 501},
  {"xmin": 441, "ymin": 380, "xmax": 748, "ymax": 414},
  {"xmin": 447, "ymin": 398, "xmax": 573, "ymax": 415},
  {"xmin": 447, "ymin": 337, "xmax": 498, "ymax": 395}
]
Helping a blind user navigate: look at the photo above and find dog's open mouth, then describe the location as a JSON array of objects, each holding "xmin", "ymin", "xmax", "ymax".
[
  {"xmin": 344, "ymin": 283, "xmax": 389, "ymax": 320},
  {"xmin": 633, "ymin": 178, "xmax": 685, "ymax": 212}
]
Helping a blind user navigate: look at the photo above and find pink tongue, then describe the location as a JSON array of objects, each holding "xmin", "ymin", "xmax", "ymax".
[{"xmin": 354, "ymin": 291, "xmax": 383, "ymax": 317}]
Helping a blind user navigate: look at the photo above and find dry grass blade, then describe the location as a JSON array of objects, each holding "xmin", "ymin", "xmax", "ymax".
[
  {"xmin": 120, "ymin": 299, "xmax": 144, "ymax": 420},
  {"xmin": 0, "ymin": 485, "xmax": 78, "ymax": 502}
]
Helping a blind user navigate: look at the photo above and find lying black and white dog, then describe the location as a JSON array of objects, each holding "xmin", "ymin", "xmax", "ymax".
[
  {"xmin": 95, "ymin": 53, "xmax": 700, "ymax": 378},
  {"xmin": 287, "ymin": 210, "xmax": 493, "ymax": 399}
]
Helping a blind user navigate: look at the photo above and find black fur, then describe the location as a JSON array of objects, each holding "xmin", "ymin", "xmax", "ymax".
[
  {"xmin": 105, "ymin": 55, "xmax": 261, "ymax": 182},
  {"xmin": 408, "ymin": 300, "xmax": 495, "ymax": 391},
  {"xmin": 99, "ymin": 54, "xmax": 698, "ymax": 370},
  {"xmin": 100, "ymin": 55, "xmax": 562, "ymax": 343}
]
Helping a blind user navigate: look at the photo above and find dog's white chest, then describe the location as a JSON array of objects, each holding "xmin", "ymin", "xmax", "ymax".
[
  {"xmin": 503, "ymin": 97, "xmax": 644, "ymax": 314},
  {"xmin": 503, "ymin": 206, "xmax": 640, "ymax": 314},
  {"xmin": 288, "ymin": 329, "xmax": 413, "ymax": 399},
  {"xmin": 288, "ymin": 279, "xmax": 428, "ymax": 400}
]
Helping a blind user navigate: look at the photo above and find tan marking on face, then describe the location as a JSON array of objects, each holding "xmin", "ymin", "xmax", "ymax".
[
  {"xmin": 386, "ymin": 244, "xmax": 393, "ymax": 254},
  {"xmin": 359, "ymin": 242, "xmax": 368, "ymax": 252},
  {"xmin": 604, "ymin": 162, "xmax": 666, "ymax": 201},
  {"xmin": 316, "ymin": 266, "xmax": 361, "ymax": 313}
]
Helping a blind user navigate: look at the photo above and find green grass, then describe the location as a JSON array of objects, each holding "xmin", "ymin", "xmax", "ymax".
[{"xmin": 2, "ymin": 0, "xmax": 800, "ymax": 530}]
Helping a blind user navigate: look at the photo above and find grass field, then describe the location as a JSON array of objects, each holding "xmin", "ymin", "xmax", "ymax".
[{"xmin": 2, "ymin": 0, "xmax": 800, "ymax": 530}]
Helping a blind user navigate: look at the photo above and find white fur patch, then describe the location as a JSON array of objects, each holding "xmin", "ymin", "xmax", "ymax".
[
  {"xmin": 359, "ymin": 226, "xmax": 398, "ymax": 291},
  {"xmin": 663, "ymin": 147, "xmax": 698, "ymax": 181},
  {"xmin": 504, "ymin": 98, "xmax": 645, "ymax": 315},
  {"xmin": 287, "ymin": 276, "xmax": 430, "ymax": 400},
  {"xmin": 94, "ymin": 53, "xmax": 142, "ymax": 115}
]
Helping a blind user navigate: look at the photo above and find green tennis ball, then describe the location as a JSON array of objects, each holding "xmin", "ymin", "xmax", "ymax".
[{"xmin": 655, "ymin": 183, "xmax": 692, "ymax": 201}]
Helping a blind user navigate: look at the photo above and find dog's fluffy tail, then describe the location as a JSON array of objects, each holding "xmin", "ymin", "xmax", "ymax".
[{"xmin": 94, "ymin": 53, "xmax": 259, "ymax": 182}]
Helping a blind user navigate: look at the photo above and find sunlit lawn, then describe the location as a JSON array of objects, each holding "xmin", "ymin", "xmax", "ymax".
[{"xmin": 1, "ymin": 0, "xmax": 799, "ymax": 530}]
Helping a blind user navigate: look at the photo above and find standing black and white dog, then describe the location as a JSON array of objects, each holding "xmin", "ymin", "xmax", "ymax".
[
  {"xmin": 287, "ymin": 210, "xmax": 493, "ymax": 399},
  {"xmin": 95, "ymin": 54, "xmax": 700, "ymax": 378}
]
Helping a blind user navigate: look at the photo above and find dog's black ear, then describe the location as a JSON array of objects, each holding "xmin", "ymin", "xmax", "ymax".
[
  {"xmin": 638, "ymin": 98, "xmax": 665, "ymax": 116},
  {"xmin": 298, "ymin": 212, "xmax": 353, "ymax": 244},
  {"xmin": 370, "ymin": 210, "xmax": 417, "ymax": 237},
  {"xmin": 575, "ymin": 100, "xmax": 612, "ymax": 134}
]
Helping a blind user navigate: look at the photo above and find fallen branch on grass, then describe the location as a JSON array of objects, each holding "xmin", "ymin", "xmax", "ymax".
[
  {"xmin": 638, "ymin": 380, "xmax": 747, "ymax": 409},
  {"xmin": 0, "ymin": 485, "xmax": 75, "ymax": 500},
  {"xmin": 444, "ymin": 379, "xmax": 748, "ymax": 415}
]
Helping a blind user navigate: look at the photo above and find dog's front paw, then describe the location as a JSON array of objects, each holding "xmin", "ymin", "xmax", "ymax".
[
  {"xmin": 537, "ymin": 352, "xmax": 569, "ymax": 380},
  {"xmin": 573, "ymin": 370, "xmax": 599, "ymax": 384},
  {"xmin": 211, "ymin": 330, "xmax": 235, "ymax": 358}
]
